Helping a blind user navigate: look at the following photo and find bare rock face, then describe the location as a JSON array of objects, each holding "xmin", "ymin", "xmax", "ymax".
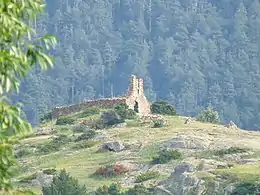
[
  {"xmin": 101, "ymin": 141, "xmax": 125, "ymax": 152},
  {"xmin": 35, "ymin": 127, "xmax": 54, "ymax": 136},
  {"xmin": 225, "ymin": 121, "xmax": 238, "ymax": 129},
  {"xmin": 184, "ymin": 117, "xmax": 195, "ymax": 125},
  {"xmin": 157, "ymin": 163, "xmax": 206, "ymax": 195},
  {"xmin": 31, "ymin": 171, "xmax": 54, "ymax": 187},
  {"xmin": 164, "ymin": 135, "xmax": 210, "ymax": 150}
]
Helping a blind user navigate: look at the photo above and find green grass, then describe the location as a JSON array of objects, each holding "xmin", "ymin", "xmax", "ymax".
[
  {"xmin": 137, "ymin": 144, "xmax": 160, "ymax": 164},
  {"xmin": 214, "ymin": 164, "xmax": 260, "ymax": 185},
  {"xmin": 18, "ymin": 144, "xmax": 117, "ymax": 192},
  {"xmin": 135, "ymin": 171, "xmax": 160, "ymax": 183},
  {"xmin": 16, "ymin": 114, "xmax": 260, "ymax": 193}
]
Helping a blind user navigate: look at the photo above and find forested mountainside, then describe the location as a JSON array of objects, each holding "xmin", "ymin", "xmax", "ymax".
[{"xmin": 15, "ymin": 0, "xmax": 260, "ymax": 129}]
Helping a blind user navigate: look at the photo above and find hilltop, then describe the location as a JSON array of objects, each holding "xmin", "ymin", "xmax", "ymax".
[{"xmin": 13, "ymin": 104, "xmax": 260, "ymax": 194}]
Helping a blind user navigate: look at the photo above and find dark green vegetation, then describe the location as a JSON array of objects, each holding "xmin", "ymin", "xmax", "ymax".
[
  {"xmin": 95, "ymin": 183, "xmax": 152, "ymax": 195},
  {"xmin": 152, "ymin": 149, "xmax": 182, "ymax": 164},
  {"xmin": 115, "ymin": 103, "xmax": 137, "ymax": 120},
  {"xmin": 152, "ymin": 119, "xmax": 164, "ymax": 128},
  {"xmin": 214, "ymin": 147, "xmax": 248, "ymax": 157},
  {"xmin": 196, "ymin": 108, "xmax": 220, "ymax": 124},
  {"xmin": 16, "ymin": 0, "xmax": 260, "ymax": 130},
  {"xmin": 151, "ymin": 100, "xmax": 177, "ymax": 116},
  {"xmin": 42, "ymin": 169, "xmax": 153, "ymax": 195},
  {"xmin": 56, "ymin": 116, "xmax": 75, "ymax": 125},
  {"xmin": 42, "ymin": 169, "xmax": 87, "ymax": 195},
  {"xmin": 135, "ymin": 171, "xmax": 160, "ymax": 183}
]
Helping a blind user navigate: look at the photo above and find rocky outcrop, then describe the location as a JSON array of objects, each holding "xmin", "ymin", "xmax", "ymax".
[
  {"xmin": 157, "ymin": 163, "xmax": 206, "ymax": 195},
  {"xmin": 184, "ymin": 117, "xmax": 195, "ymax": 124},
  {"xmin": 225, "ymin": 121, "xmax": 238, "ymax": 129},
  {"xmin": 31, "ymin": 171, "xmax": 54, "ymax": 187},
  {"xmin": 35, "ymin": 127, "xmax": 55, "ymax": 135},
  {"xmin": 164, "ymin": 135, "xmax": 210, "ymax": 150},
  {"xmin": 101, "ymin": 141, "xmax": 125, "ymax": 152}
]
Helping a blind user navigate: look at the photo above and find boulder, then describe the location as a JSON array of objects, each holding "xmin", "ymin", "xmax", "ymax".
[
  {"xmin": 184, "ymin": 117, "xmax": 195, "ymax": 125},
  {"xmin": 31, "ymin": 171, "xmax": 53, "ymax": 187},
  {"xmin": 115, "ymin": 122, "xmax": 127, "ymax": 128},
  {"xmin": 36, "ymin": 127, "xmax": 54, "ymax": 136},
  {"xmin": 164, "ymin": 135, "xmax": 210, "ymax": 150},
  {"xmin": 101, "ymin": 141, "xmax": 125, "ymax": 152},
  {"xmin": 158, "ymin": 163, "xmax": 206, "ymax": 195},
  {"xmin": 225, "ymin": 121, "xmax": 238, "ymax": 129}
]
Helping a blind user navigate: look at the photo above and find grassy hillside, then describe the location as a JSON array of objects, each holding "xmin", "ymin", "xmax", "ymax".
[{"xmin": 13, "ymin": 109, "xmax": 260, "ymax": 194}]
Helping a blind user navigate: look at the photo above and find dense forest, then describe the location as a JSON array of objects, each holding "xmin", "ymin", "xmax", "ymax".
[{"xmin": 15, "ymin": 0, "xmax": 260, "ymax": 130}]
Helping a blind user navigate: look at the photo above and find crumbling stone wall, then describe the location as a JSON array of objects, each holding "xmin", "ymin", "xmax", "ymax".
[
  {"xmin": 51, "ymin": 75, "xmax": 151, "ymax": 119},
  {"xmin": 52, "ymin": 98, "xmax": 127, "ymax": 119}
]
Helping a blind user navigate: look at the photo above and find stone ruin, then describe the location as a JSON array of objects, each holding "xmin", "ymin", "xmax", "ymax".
[
  {"xmin": 51, "ymin": 75, "xmax": 151, "ymax": 119},
  {"xmin": 224, "ymin": 121, "xmax": 238, "ymax": 129}
]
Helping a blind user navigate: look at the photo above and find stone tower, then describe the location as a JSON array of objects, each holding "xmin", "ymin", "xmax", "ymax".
[{"xmin": 126, "ymin": 75, "xmax": 150, "ymax": 115}]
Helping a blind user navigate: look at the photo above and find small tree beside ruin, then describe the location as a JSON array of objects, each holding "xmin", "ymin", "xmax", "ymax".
[
  {"xmin": 196, "ymin": 108, "xmax": 220, "ymax": 124},
  {"xmin": 151, "ymin": 100, "xmax": 177, "ymax": 116}
]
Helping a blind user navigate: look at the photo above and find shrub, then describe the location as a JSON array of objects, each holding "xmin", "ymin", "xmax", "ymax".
[
  {"xmin": 56, "ymin": 116, "xmax": 75, "ymax": 125},
  {"xmin": 52, "ymin": 134, "xmax": 71, "ymax": 143},
  {"xmin": 125, "ymin": 185, "xmax": 153, "ymax": 195},
  {"xmin": 71, "ymin": 140, "xmax": 99, "ymax": 150},
  {"xmin": 152, "ymin": 149, "xmax": 182, "ymax": 164},
  {"xmin": 95, "ymin": 183, "xmax": 122, "ymax": 195},
  {"xmin": 15, "ymin": 148, "xmax": 32, "ymax": 158},
  {"xmin": 42, "ymin": 168, "xmax": 57, "ymax": 175},
  {"xmin": 135, "ymin": 171, "xmax": 159, "ymax": 183},
  {"xmin": 75, "ymin": 107, "xmax": 100, "ymax": 118},
  {"xmin": 232, "ymin": 182, "xmax": 260, "ymax": 195},
  {"xmin": 151, "ymin": 100, "xmax": 177, "ymax": 115},
  {"xmin": 113, "ymin": 164, "xmax": 129, "ymax": 175},
  {"xmin": 74, "ymin": 130, "xmax": 97, "ymax": 142},
  {"xmin": 101, "ymin": 110, "xmax": 124, "ymax": 127},
  {"xmin": 94, "ymin": 164, "xmax": 129, "ymax": 178},
  {"xmin": 214, "ymin": 147, "xmax": 248, "ymax": 157},
  {"xmin": 37, "ymin": 134, "xmax": 71, "ymax": 154},
  {"xmin": 94, "ymin": 165, "xmax": 116, "ymax": 177},
  {"xmin": 114, "ymin": 102, "xmax": 136, "ymax": 120},
  {"xmin": 94, "ymin": 183, "xmax": 152, "ymax": 195},
  {"xmin": 58, "ymin": 126, "xmax": 70, "ymax": 132},
  {"xmin": 40, "ymin": 112, "xmax": 52, "ymax": 123},
  {"xmin": 37, "ymin": 141, "xmax": 61, "ymax": 154},
  {"xmin": 90, "ymin": 119, "xmax": 105, "ymax": 130},
  {"xmin": 196, "ymin": 108, "xmax": 220, "ymax": 124},
  {"xmin": 152, "ymin": 119, "xmax": 164, "ymax": 128},
  {"xmin": 42, "ymin": 169, "xmax": 87, "ymax": 195},
  {"xmin": 72, "ymin": 124, "xmax": 89, "ymax": 133}
]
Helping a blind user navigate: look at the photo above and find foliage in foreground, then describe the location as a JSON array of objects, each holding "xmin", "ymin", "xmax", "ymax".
[
  {"xmin": 151, "ymin": 100, "xmax": 177, "ymax": 116},
  {"xmin": 42, "ymin": 169, "xmax": 87, "ymax": 195},
  {"xmin": 0, "ymin": 0, "xmax": 56, "ymax": 191}
]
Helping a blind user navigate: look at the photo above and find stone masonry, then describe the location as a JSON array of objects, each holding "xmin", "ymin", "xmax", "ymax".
[{"xmin": 51, "ymin": 75, "xmax": 151, "ymax": 119}]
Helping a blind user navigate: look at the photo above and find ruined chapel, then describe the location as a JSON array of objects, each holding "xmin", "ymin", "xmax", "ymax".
[{"xmin": 51, "ymin": 75, "xmax": 151, "ymax": 119}]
